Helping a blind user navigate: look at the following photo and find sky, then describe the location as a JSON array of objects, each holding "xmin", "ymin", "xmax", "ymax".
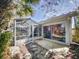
[{"xmin": 30, "ymin": 0, "xmax": 79, "ymax": 22}]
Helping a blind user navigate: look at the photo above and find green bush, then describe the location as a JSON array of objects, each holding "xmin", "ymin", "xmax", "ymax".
[
  {"xmin": 0, "ymin": 31, "xmax": 12, "ymax": 59},
  {"xmin": 73, "ymin": 28, "xmax": 79, "ymax": 43},
  {"xmin": 70, "ymin": 44, "xmax": 79, "ymax": 59}
]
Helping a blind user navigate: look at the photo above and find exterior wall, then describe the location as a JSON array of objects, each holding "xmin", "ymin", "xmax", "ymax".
[{"xmin": 42, "ymin": 17, "xmax": 72, "ymax": 45}]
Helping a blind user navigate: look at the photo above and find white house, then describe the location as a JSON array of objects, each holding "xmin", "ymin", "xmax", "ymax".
[
  {"xmin": 41, "ymin": 11, "xmax": 78, "ymax": 45},
  {"xmin": 11, "ymin": 11, "xmax": 78, "ymax": 45}
]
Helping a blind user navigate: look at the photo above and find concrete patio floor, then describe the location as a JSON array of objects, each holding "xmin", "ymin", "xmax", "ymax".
[{"xmin": 35, "ymin": 39, "xmax": 69, "ymax": 50}]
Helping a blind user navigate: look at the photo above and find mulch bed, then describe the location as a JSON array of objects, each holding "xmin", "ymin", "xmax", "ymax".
[{"xmin": 70, "ymin": 44, "xmax": 79, "ymax": 59}]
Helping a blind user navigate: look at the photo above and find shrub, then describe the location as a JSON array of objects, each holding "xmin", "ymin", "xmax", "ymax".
[
  {"xmin": 0, "ymin": 31, "xmax": 12, "ymax": 59},
  {"xmin": 73, "ymin": 28, "xmax": 79, "ymax": 43}
]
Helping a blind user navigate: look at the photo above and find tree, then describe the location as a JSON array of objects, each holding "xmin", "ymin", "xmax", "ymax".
[
  {"xmin": 0, "ymin": 0, "xmax": 39, "ymax": 31},
  {"xmin": 73, "ymin": 16, "xmax": 79, "ymax": 43},
  {"xmin": 39, "ymin": 0, "xmax": 61, "ymax": 17},
  {"xmin": 0, "ymin": 0, "xmax": 39, "ymax": 59}
]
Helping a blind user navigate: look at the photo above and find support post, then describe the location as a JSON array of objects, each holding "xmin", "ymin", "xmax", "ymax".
[
  {"xmin": 14, "ymin": 20, "xmax": 16, "ymax": 46},
  {"xmin": 65, "ymin": 18, "xmax": 72, "ymax": 45},
  {"xmin": 41, "ymin": 25, "xmax": 44, "ymax": 39},
  {"xmin": 32, "ymin": 25, "xmax": 34, "ymax": 40}
]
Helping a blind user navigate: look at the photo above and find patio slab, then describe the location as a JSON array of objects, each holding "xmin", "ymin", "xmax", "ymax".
[{"xmin": 35, "ymin": 39, "xmax": 69, "ymax": 50}]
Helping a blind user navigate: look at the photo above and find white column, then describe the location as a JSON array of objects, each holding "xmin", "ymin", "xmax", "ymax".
[
  {"xmin": 41, "ymin": 25, "xmax": 44, "ymax": 38},
  {"xmin": 14, "ymin": 20, "xmax": 16, "ymax": 46},
  {"xmin": 65, "ymin": 18, "xmax": 72, "ymax": 45},
  {"xmin": 38, "ymin": 26, "xmax": 39, "ymax": 37},
  {"xmin": 28, "ymin": 25, "xmax": 31, "ymax": 41},
  {"xmin": 28, "ymin": 25, "xmax": 31, "ymax": 37},
  {"xmin": 32, "ymin": 25, "xmax": 34, "ymax": 40}
]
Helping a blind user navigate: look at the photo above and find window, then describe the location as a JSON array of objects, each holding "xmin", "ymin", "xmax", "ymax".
[
  {"xmin": 51, "ymin": 24, "xmax": 65, "ymax": 42},
  {"xmin": 43, "ymin": 26, "xmax": 51, "ymax": 39}
]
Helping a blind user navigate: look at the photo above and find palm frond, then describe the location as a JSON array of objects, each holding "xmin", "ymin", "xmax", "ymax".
[
  {"xmin": 21, "ymin": 0, "xmax": 39, "ymax": 4},
  {"xmin": 0, "ymin": 0, "xmax": 40, "ymax": 31}
]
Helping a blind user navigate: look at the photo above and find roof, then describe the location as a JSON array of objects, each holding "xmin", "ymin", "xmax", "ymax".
[
  {"xmin": 15, "ymin": 18, "xmax": 39, "ymax": 24},
  {"xmin": 40, "ymin": 11, "xmax": 78, "ymax": 24}
]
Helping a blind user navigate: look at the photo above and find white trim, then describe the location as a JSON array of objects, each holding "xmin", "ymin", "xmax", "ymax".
[
  {"xmin": 42, "ymin": 20, "xmax": 65, "ymax": 26},
  {"xmin": 14, "ymin": 20, "xmax": 16, "ymax": 46}
]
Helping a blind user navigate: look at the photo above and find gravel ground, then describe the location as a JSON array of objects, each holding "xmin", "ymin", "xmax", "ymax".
[{"xmin": 26, "ymin": 41, "xmax": 47, "ymax": 59}]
